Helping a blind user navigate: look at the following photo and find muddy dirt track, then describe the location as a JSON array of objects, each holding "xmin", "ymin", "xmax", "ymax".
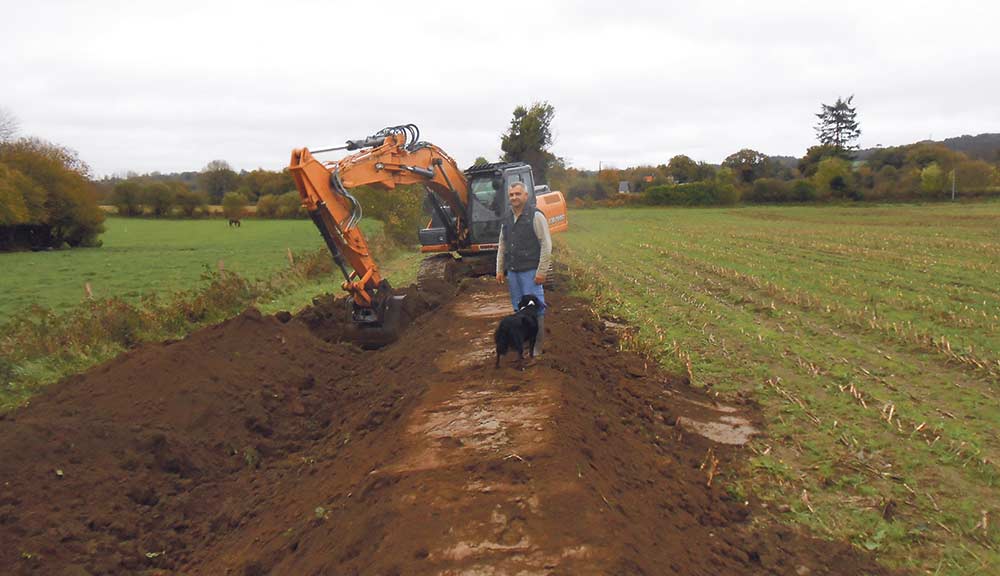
[{"xmin": 0, "ymin": 275, "xmax": 898, "ymax": 575}]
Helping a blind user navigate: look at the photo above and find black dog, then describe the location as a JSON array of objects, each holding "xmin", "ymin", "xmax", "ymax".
[{"xmin": 494, "ymin": 295, "xmax": 542, "ymax": 368}]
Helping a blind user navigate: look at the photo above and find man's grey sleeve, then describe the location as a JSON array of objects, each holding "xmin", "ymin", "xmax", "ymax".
[
  {"xmin": 496, "ymin": 225, "xmax": 506, "ymax": 275},
  {"xmin": 533, "ymin": 211, "xmax": 552, "ymax": 277}
]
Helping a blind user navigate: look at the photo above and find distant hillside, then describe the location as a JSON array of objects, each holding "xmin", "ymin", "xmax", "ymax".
[
  {"xmin": 938, "ymin": 133, "xmax": 1000, "ymax": 161},
  {"xmin": 856, "ymin": 133, "xmax": 1000, "ymax": 162}
]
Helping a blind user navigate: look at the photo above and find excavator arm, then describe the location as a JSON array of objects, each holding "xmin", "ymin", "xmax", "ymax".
[{"xmin": 289, "ymin": 124, "xmax": 471, "ymax": 331}]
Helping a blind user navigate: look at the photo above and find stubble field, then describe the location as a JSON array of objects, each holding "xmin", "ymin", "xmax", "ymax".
[{"xmin": 559, "ymin": 202, "xmax": 1000, "ymax": 574}]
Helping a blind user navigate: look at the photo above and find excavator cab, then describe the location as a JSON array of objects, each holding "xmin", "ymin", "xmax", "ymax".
[{"xmin": 420, "ymin": 162, "xmax": 536, "ymax": 251}]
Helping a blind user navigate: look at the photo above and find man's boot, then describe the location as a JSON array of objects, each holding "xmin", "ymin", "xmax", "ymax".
[{"xmin": 533, "ymin": 315, "xmax": 544, "ymax": 356}]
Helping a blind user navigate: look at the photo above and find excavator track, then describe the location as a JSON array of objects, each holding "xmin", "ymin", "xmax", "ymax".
[
  {"xmin": 417, "ymin": 254, "xmax": 457, "ymax": 291},
  {"xmin": 418, "ymin": 253, "xmax": 498, "ymax": 291}
]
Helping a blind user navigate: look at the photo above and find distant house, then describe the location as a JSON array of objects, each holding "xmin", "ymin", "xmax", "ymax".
[{"xmin": 618, "ymin": 181, "xmax": 630, "ymax": 194}]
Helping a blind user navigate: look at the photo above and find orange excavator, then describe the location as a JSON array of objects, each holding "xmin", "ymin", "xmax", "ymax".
[{"xmin": 289, "ymin": 124, "xmax": 568, "ymax": 345}]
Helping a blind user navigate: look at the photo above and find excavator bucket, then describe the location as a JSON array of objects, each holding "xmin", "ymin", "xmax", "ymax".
[{"xmin": 346, "ymin": 293, "xmax": 408, "ymax": 349}]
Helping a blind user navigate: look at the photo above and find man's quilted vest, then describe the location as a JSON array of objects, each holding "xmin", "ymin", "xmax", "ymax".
[{"xmin": 502, "ymin": 207, "xmax": 540, "ymax": 273}]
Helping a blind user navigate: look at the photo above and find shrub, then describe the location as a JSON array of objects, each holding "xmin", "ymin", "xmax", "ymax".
[
  {"xmin": 142, "ymin": 181, "xmax": 176, "ymax": 217},
  {"xmin": 714, "ymin": 168, "xmax": 741, "ymax": 205},
  {"xmin": 0, "ymin": 164, "xmax": 33, "ymax": 225},
  {"xmin": 790, "ymin": 179, "xmax": 816, "ymax": 201},
  {"xmin": 812, "ymin": 157, "xmax": 855, "ymax": 200},
  {"xmin": 174, "ymin": 186, "xmax": 208, "ymax": 217},
  {"xmin": 746, "ymin": 178, "xmax": 790, "ymax": 203},
  {"xmin": 351, "ymin": 185, "xmax": 424, "ymax": 245},
  {"xmin": 870, "ymin": 166, "xmax": 899, "ymax": 200},
  {"xmin": 644, "ymin": 178, "xmax": 739, "ymax": 206},
  {"xmin": 0, "ymin": 137, "xmax": 105, "ymax": 248},
  {"xmin": 110, "ymin": 180, "xmax": 143, "ymax": 216},
  {"xmin": 645, "ymin": 185, "xmax": 682, "ymax": 205},
  {"xmin": 953, "ymin": 159, "xmax": 996, "ymax": 194},
  {"xmin": 895, "ymin": 168, "xmax": 922, "ymax": 198},
  {"xmin": 276, "ymin": 191, "xmax": 304, "ymax": 218},
  {"xmin": 921, "ymin": 162, "xmax": 947, "ymax": 197},
  {"xmin": 587, "ymin": 194, "xmax": 647, "ymax": 208},
  {"xmin": 256, "ymin": 194, "xmax": 280, "ymax": 218},
  {"xmin": 256, "ymin": 191, "xmax": 304, "ymax": 219},
  {"xmin": 221, "ymin": 191, "xmax": 248, "ymax": 219}
]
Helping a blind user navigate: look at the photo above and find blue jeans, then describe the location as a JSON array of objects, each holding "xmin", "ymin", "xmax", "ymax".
[{"xmin": 506, "ymin": 269, "xmax": 546, "ymax": 316}]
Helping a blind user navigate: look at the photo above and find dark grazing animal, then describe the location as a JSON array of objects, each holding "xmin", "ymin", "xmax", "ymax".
[
  {"xmin": 494, "ymin": 295, "xmax": 542, "ymax": 368},
  {"xmin": 228, "ymin": 218, "xmax": 241, "ymax": 228}
]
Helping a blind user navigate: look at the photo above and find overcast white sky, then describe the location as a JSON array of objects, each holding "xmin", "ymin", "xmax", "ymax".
[{"xmin": 2, "ymin": 0, "xmax": 998, "ymax": 176}]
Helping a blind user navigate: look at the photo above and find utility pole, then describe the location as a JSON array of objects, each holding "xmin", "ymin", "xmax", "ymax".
[{"xmin": 951, "ymin": 170, "xmax": 956, "ymax": 201}]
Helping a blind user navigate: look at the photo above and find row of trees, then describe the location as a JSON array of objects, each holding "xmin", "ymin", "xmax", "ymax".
[
  {"xmin": 255, "ymin": 191, "xmax": 304, "ymax": 219},
  {"xmin": 196, "ymin": 161, "xmax": 294, "ymax": 204},
  {"xmin": 98, "ymin": 161, "xmax": 295, "ymax": 210},
  {"xmin": 559, "ymin": 141, "xmax": 1000, "ymax": 207},
  {"xmin": 109, "ymin": 180, "xmax": 209, "ymax": 217},
  {"xmin": 108, "ymin": 177, "xmax": 293, "ymax": 220},
  {"xmin": 103, "ymin": 162, "xmax": 299, "ymax": 218},
  {"xmin": 536, "ymin": 98, "xmax": 1000, "ymax": 206}
]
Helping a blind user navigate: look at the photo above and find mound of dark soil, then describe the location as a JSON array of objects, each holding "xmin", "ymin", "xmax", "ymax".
[
  {"xmin": 0, "ymin": 277, "xmax": 901, "ymax": 575},
  {"xmin": 295, "ymin": 281, "xmax": 453, "ymax": 346}
]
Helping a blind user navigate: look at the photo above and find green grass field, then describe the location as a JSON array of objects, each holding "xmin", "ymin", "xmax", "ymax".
[
  {"xmin": 0, "ymin": 216, "xmax": 424, "ymax": 410},
  {"xmin": 559, "ymin": 203, "xmax": 1000, "ymax": 575},
  {"xmin": 0, "ymin": 217, "xmax": 385, "ymax": 320}
]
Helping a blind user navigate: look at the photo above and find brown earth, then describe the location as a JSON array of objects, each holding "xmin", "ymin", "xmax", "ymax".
[{"xmin": 0, "ymin": 274, "xmax": 900, "ymax": 575}]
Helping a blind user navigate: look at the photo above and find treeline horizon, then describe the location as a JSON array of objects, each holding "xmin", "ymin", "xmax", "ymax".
[
  {"xmin": 96, "ymin": 160, "xmax": 297, "ymax": 218},
  {"xmin": 100, "ymin": 131, "xmax": 1000, "ymax": 218},
  {"xmin": 3, "ymin": 129, "xmax": 1000, "ymax": 252},
  {"xmin": 549, "ymin": 138, "xmax": 1000, "ymax": 207}
]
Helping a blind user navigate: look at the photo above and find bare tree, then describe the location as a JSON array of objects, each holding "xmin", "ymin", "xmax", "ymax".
[{"xmin": 0, "ymin": 107, "xmax": 19, "ymax": 142}]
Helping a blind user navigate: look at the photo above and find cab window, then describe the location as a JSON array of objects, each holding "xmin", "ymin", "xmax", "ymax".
[{"xmin": 470, "ymin": 178, "xmax": 503, "ymax": 217}]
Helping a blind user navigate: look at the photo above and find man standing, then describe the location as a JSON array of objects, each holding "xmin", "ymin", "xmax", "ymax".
[{"xmin": 496, "ymin": 182, "xmax": 552, "ymax": 356}]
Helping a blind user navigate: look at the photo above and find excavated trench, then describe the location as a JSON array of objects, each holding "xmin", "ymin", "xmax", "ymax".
[{"xmin": 0, "ymin": 275, "xmax": 899, "ymax": 575}]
